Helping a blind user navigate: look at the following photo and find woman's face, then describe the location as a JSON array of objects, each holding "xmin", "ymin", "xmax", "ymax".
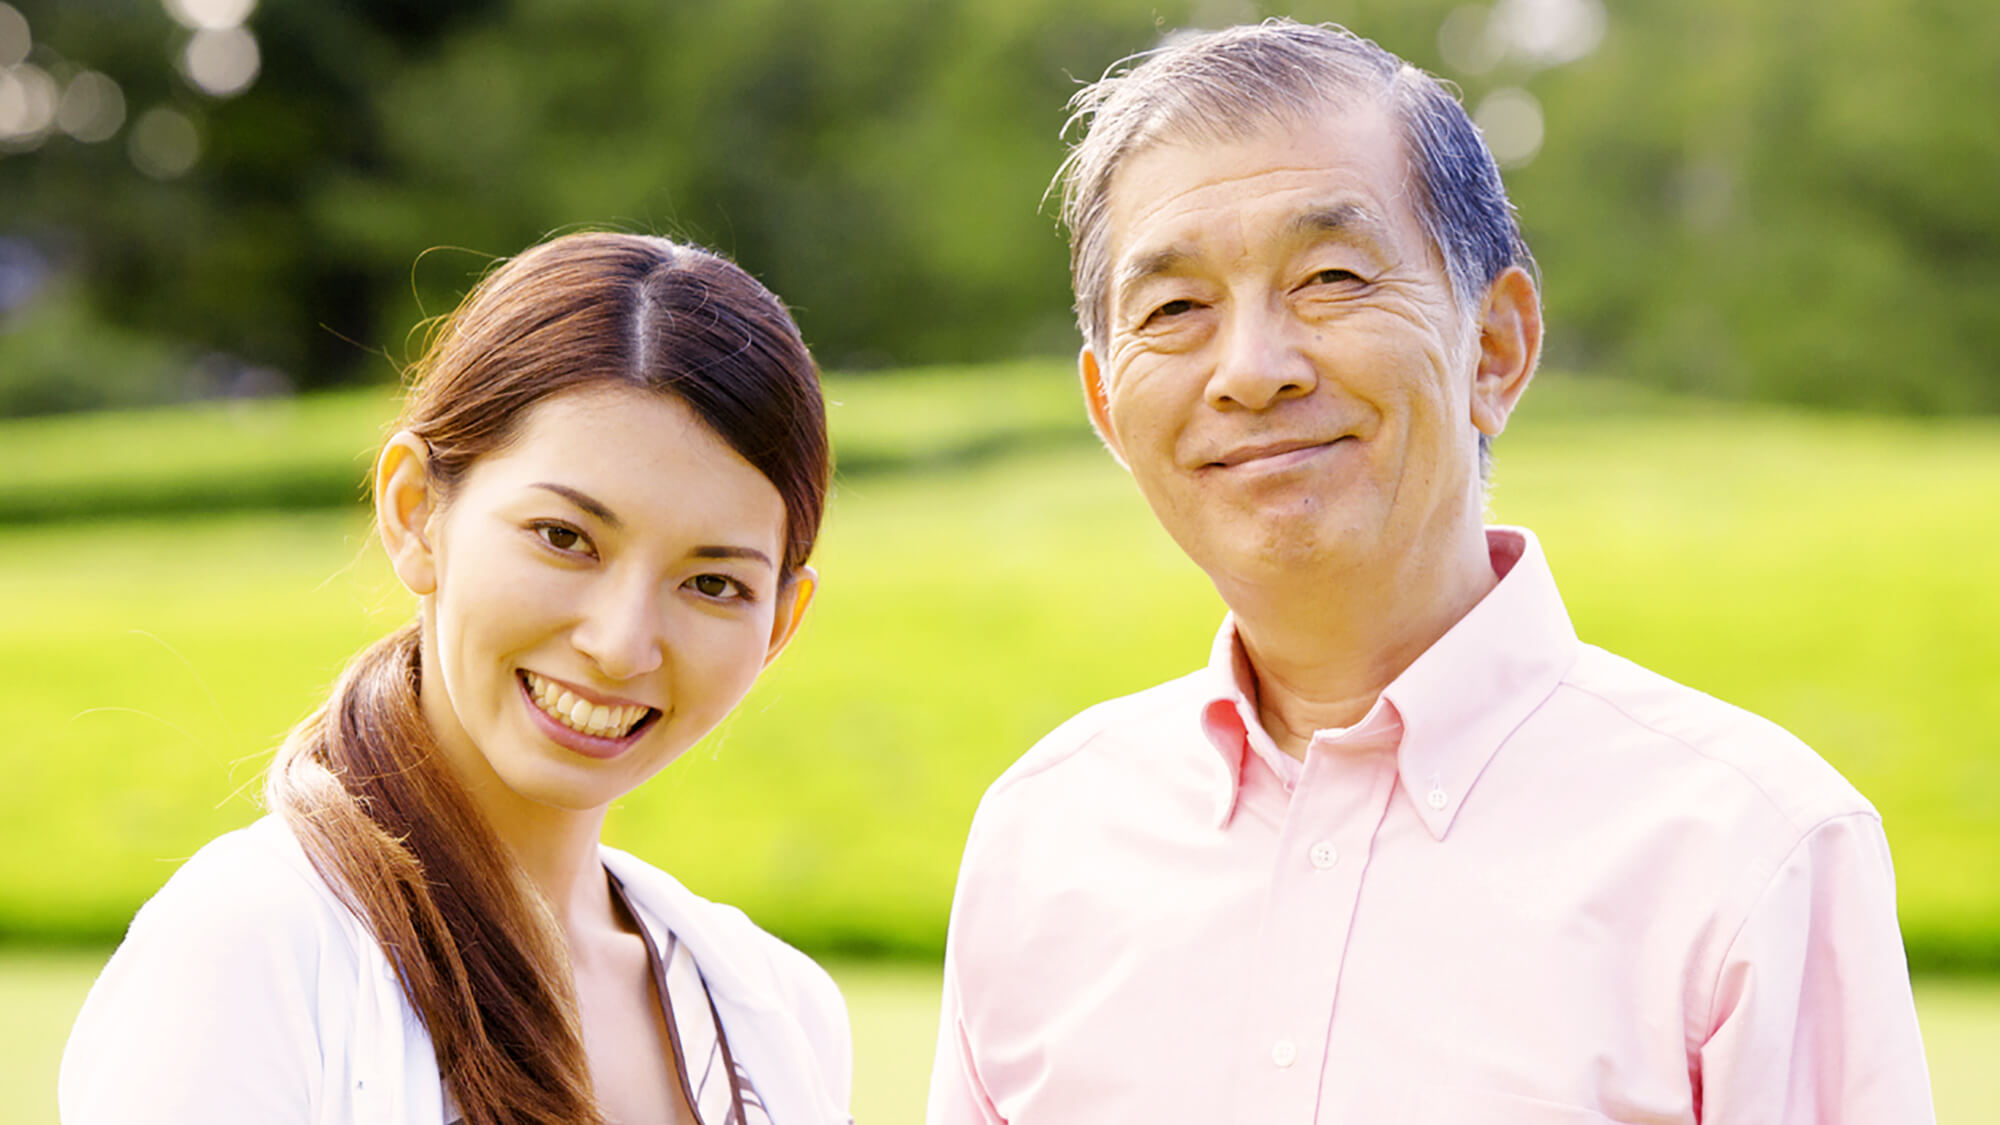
[{"xmin": 378, "ymin": 383, "xmax": 808, "ymax": 828}]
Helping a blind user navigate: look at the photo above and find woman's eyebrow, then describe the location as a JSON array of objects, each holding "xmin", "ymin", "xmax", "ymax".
[
  {"xmin": 529, "ymin": 482, "xmax": 621, "ymax": 529},
  {"xmin": 691, "ymin": 545, "xmax": 775, "ymax": 567},
  {"xmin": 530, "ymin": 483, "xmax": 775, "ymax": 566}
]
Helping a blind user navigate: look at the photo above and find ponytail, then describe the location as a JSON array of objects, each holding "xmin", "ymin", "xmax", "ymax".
[{"xmin": 266, "ymin": 623, "xmax": 604, "ymax": 1124}]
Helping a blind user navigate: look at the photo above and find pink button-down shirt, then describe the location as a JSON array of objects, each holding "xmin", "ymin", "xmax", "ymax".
[{"xmin": 929, "ymin": 527, "xmax": 1932, "ymax": 1124}]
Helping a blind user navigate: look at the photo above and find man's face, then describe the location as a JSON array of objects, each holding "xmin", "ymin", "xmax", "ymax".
[{"xmin": 1083, "ymin": 100, "xmax": 1493, "ymax": 591}]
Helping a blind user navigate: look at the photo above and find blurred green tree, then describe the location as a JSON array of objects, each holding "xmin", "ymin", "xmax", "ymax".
[
  {"xmin": 0, "ymin": 0, "xmax": 1993, "ymax": 412},
  {"xmin": 1514, "ymin": 0, "xmax": 2000, "ymax": 411}
]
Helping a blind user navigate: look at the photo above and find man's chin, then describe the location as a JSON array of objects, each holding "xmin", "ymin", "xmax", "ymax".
[{"xmin": 1196, "ymin": 518, "xmax": 1381, "ymax": 587}]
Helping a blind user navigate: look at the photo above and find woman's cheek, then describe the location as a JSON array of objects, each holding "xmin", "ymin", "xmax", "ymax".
[{"xmin": 684, "ymin": 615, "xmax": 775, "ymax": 714}]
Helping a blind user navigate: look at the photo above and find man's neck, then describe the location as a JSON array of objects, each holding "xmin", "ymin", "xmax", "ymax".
[{"xmin": 1229, "ymin": 529, "xmax": 1499, "ymax": 758}]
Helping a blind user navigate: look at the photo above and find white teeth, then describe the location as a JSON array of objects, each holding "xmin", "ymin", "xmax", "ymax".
[{"xmin": 522, "ymin": 672, "xmax": 650, "ymax": 739}]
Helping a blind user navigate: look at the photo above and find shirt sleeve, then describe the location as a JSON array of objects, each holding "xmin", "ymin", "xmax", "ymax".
[
  {"xmin": 1697, "ymin": 811, "xmax": 1936, "ymax": 1124},
  {"xmin": 926, "ymin": 947, "xmax": 1006, "ymax": 1125},
  {"xmin": 59, "ymin": 840, "xmax": 326, "ymax": 1123},
  {"xmin": 768, "ymin": 937, "xmax": 855, "ymax": 1118}
]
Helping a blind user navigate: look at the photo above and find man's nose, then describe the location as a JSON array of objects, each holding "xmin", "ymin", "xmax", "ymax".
[
  {"xmin": 1204, "ymin": 298, "xmax": 1317, "ymax": 412},
  {"xmin": 570, "ymin": 571, "xmax": 666, "ymax": 682}
]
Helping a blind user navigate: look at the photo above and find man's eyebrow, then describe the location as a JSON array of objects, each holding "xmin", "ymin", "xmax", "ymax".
[
  {"xmin": 1114, "ymin": 246, "xmax": 1193, "ymax": 299},
  {"xmin": 1287, "ymin": 202, "xmax": 1394, "ymax": 249},
  {"xmin": 1114, "ymin": 204, "xmax": 1393, "ymax": 303},
  {"xmin": 529, "ymin": 483, "xmax": 622, "ymax": 529}
]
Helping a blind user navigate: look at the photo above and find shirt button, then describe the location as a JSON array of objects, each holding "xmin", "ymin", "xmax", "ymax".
[
  {"xmin": 1309, "ymin": 841, "xmax": 1339, "ymax": 869},
  {"xmin": 1271, "ymin": 1039, "xmax": 1297, "ymax": 1068},
  {"xmin": 1426, "ymin": 788, "xmax": 1449, "ymax": 810}
]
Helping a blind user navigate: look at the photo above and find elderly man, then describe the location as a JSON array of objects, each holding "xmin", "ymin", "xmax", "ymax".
[{"xmin": 927, "ymin": 20, "xmax": 1933, "ymax": 1125}]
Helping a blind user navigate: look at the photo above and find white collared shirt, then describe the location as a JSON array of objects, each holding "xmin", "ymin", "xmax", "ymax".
[{"xmin": 61, "ymin": 816, "xmax": 852, "ymax": 1124}]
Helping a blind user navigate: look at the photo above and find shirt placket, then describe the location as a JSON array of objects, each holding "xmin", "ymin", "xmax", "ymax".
[{"xmin": 1232, "ymin": 742, "xmax": 1400, "ymax": 1125}]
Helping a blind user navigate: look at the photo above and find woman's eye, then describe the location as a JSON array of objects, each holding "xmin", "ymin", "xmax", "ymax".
[
  {"xmin": 689, "ymin": 574, "xmax": 743, "ymax": 600},
  {"xmin": 534, "ymin": 523, "xmax": 592, "ymax": 555},
  {"xmin": 1310, "ymin": 268, "xmax": 1361, "ymax": 286}
]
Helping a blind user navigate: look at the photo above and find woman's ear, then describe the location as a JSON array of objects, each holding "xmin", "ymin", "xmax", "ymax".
[
  {"xmin": 375, "ymin": 432, "xmax": 439, "ymax": 596},
  {"xmin": 764, "ymin": 566, "xmax": 818, "ymax": 666}
]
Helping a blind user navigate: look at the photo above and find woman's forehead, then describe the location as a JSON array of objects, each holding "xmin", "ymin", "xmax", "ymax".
[{"xmin": 462, "ymin": 386, "xmax": 786, "ymax": 549}]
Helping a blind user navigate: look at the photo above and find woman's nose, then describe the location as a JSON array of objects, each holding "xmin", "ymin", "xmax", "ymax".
[{"xmin": 569, "ymin": 573, "xmax": 666, "ymax": 682}]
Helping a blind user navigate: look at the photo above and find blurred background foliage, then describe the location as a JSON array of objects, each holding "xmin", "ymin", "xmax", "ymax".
[
  {"xmin": 3, "ymin": 0, "xmax": 1996, "ymax": 414},
  {"xmin": 4, "ymin": 6, "xmax": 1997, "ymax": 1114}
]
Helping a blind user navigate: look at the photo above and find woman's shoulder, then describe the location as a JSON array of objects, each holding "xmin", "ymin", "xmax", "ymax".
[
  {"xmin": 79, "ymin": 815, "xmax": 375, "ymax": 1020},
  {"xmin": 60, "ymin": 816, "xmax": 376, "ymax": 1120},
  {"xmin": 125, "ymin": 815, "xmax": 355, "ymax": 945}
]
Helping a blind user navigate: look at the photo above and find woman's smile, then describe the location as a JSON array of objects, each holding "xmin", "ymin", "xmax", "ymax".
[{"xmin": 518, "ymin": 670, "xmax": 659, "ymax": 752}]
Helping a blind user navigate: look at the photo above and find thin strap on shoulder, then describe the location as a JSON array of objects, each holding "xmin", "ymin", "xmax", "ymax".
[
  {"xmin": 607, "ymin": 867, "xmax": 761, "ymax": 1124},
  {"xmin": 705, "ymin": 983, "xmax": 753, "ymax": 1124}
]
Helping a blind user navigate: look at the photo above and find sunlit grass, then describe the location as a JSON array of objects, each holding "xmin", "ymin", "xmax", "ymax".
[{"xmin": 2, "ymin": 369, "xmax": 1996, "ymax": 967}]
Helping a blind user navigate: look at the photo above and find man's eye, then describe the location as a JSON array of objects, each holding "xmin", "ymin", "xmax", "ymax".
[
  {"xmin": 689, "ymin": 574, "xmax": 742, "ymax": 599},
  {"xmin": 1310, "ymin": 268, "xmax": 1361, "ymax": 286},
  {"xmin": 1149, "ymin": 298, "xmax": 1198, "ymax": 322}
]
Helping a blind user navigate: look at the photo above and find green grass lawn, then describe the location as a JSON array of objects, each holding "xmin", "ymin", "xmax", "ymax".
[
  {"xmin": 0, "ymin": 360, "xmax": 1088, "ymax": 522},
  {"xmin": 4, "ymin": 368, "xmax": 1997, "ymax": 1117},
  {"xmin": 4, "ymin": 951, "xmax": 1993, "ymax": 1123},
  {"xmin": 3, "ymin": 366, "xmax": 1996, "ymax": 966}
]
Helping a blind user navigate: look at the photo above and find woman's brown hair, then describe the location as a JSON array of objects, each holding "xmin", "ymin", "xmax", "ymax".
[{"xmin": 265, "ymin": 233, "xmax": 829, "ymax": 1124}]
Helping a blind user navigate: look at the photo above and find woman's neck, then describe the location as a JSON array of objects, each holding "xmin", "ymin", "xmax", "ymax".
[
  {"xmin": 491, "ymin": 803, "xmax": 620, "ymax": 939},
  {"xmin": 412, "ymin": 643, "xmax": 623, "ymax": 940}
]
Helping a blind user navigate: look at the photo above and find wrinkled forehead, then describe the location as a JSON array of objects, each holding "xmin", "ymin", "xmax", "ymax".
[
  {"xmin": 1103, "ymin": 94, "xmax": 1418, "ymax": 244},
  {"xmin": 1099, "ymin": 79, "xmax": 1405, "ymax": 226}
]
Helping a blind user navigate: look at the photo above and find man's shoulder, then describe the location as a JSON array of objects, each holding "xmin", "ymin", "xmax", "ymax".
[
  {"xmin": 1558, "ymin": 643, "xmax": 1875, "ymax": 832},
  {"xmin": 980, "ymin": 668, "xmax": 1209, "ymax": 803}
]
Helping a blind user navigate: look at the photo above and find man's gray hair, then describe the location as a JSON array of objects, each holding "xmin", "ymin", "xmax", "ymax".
[{"xmin": 1056, "ymin": 19, "xmax": 1537, "ymax": 361}]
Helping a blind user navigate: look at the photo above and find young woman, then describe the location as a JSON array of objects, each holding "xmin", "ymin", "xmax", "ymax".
[{"xmin": 60, "ymin": 233, "xmax": 851, "ymax": 1125}]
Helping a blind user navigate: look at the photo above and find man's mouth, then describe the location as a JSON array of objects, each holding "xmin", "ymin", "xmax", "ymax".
[
  {"xmin": 519, "ymin": 671, "xmax": 657, "ymax": 739},
  {"xmin": 1207, "ymin": 436, "xmax": 1344, "ymax": 469}
]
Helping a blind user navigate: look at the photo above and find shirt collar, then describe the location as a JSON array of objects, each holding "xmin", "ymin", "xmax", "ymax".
[{"xmin": 1196, "ymin": 526, "xmax": 1580, "ymax": 838}]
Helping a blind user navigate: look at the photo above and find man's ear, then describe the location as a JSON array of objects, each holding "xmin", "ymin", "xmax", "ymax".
[
  {"xmin": 375, "ymin": 431, "xmax": 439, "ymax": 596},
  {"xmin": 764, "ymin": 566, "xmax": 818, "ymax": 666},
  {"xmin": 1469, "ymin": 265, "xmax": 1543, "ymax": 438},
  {"xmin": 1079, "ymin": 346, "xmax": 1128, "ymax": 468}
]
